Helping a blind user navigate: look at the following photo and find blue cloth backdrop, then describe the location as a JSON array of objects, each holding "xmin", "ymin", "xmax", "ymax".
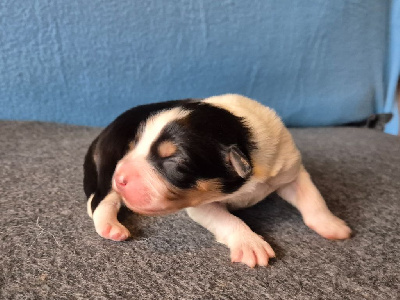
[
  {"xmin": 384, "ymin": 0, "xmax": 400, "ymax": 135},
  {"xmin": 0, "ymin": 0, "xmax": 397, "ymax": 132}
]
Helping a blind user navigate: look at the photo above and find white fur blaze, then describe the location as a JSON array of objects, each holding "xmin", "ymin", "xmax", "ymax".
[{"xmin": 132, "ymin": 108, "xmax": 191, "ymax": 158}]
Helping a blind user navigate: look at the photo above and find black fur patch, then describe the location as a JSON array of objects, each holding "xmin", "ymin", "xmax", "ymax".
[{"xmin": 149, "ymin": 102, "xmax": 255, "ymax": 194}]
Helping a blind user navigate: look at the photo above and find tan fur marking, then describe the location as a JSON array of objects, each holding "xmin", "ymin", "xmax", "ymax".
[
  {"xmin": 158, "ymin": 141, "xmax": 177, "ymax": 158},
  {"xmin": 162, "ymin": 179, "xmax": 224, "ymax": 210},
  {"xmin": 182, "ymin": 179, "xmax": 224, "ymax": 207},
  {"xmin": 196, "ymin": 179, "xmax": 222, "ymax": 192},
  {"xmin": 252, "ymin": 164, "xmax": 268, "ymax": 180}
]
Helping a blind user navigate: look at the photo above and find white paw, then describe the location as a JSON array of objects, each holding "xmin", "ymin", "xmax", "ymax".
[
  {"xmin": 305, "ymin": 213, "xmax": 351, "ymax": 240},
  {"xmin": 225, "ymin": 232, "xmax": 275, "ymax": 268},
  {"xmin": 95, "ymin": 222, "xmax": 131, "ymax": 241}
]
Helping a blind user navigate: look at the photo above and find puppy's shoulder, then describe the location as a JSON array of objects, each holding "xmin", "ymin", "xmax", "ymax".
[
  {"xmin": 204, "ymin": 94, "xmax": 301, "ymax": 182},
  {"xmin": 203, "ymin": 94, "xmax": 282, "ymax": 131}
]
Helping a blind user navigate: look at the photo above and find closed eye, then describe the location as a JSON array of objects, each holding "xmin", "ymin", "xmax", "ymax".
[{"xmin": 157, "ymin": 140, "xmax": 178, "ymax": 158}]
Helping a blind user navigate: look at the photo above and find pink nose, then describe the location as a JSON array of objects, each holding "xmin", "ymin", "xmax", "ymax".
[
  {"xmin": 115, "ymin": 174, "xmax": 129, "ymax": 188},
  {"xmin": 113, "ymin": 160, "xmax": 141, "ymax": 192},
  {"xmin": 112, "ymin": 160, "xmax": 152, "ymax": 208}
]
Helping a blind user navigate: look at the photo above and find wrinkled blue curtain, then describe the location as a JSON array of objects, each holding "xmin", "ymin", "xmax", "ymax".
[{"xmin": 0, "ymin": 0, "xmax": 396, "ymax": 131}]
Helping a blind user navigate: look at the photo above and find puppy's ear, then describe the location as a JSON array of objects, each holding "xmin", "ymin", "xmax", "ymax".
[{"xmin": 227, "ymin": 145, "xmax": 252, "ymax": 179}]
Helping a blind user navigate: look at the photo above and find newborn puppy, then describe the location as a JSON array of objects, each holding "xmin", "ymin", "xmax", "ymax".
[{"xmin": 83, "ymin": 94, "xmax": 351, "ymax": 267}]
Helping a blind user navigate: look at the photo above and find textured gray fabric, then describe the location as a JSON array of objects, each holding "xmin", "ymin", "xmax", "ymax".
[{"xmin": 1, "ymin": 120, "xmax": 399, "ymax": 299}]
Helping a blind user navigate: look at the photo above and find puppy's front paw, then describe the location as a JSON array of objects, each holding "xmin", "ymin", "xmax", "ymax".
[
  {"xmin": 305, "ymin": 213, "xmax": 351, "ymax": 240},
  {"xmin": 95, "ymin": 222, "xmax": 131, "ymax": 241},
  {"xmin": 226, "ymin": 232, "xmax": 275, "ymax": 268}
]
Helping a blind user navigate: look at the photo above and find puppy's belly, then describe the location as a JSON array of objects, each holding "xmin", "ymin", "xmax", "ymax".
[{"xmin": 223, "ymin": 181, "xmax": 274, "ymax": 210}]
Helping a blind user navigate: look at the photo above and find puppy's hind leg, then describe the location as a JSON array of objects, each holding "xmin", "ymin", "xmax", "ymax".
[
  {"xmin": 89, "ymin": 191, "xmax": 131, "ymax": 241},
  {"xmin": 277, "ymin": 166, "xmax": 351, "ymax": 240}
]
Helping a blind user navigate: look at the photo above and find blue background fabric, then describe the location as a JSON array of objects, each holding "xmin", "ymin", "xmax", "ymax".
[
  {"xmin": 0, "ymin": 0, "xmax": 395, "ymax": 129},
  {"xmin": 384, "ymin": 0, "xmax": 400, "ymax": 135}
]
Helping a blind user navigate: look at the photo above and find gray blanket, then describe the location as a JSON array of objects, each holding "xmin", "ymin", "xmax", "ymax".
[{"xmin": 1, "ymin": 121, "xmax": 399, "ymax": 299}]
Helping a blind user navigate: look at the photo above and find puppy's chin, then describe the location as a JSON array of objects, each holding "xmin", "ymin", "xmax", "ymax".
[{"xmin": 122, "ymin": 198, "xmax": 180, "ymax": 216}]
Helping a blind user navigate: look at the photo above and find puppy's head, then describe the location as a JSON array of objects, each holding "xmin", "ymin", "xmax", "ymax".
[{"xmin": 112, "ymin": 105, "xmax": 253, "ymax": 215}]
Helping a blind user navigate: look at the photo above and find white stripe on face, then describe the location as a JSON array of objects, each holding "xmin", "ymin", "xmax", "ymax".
[{"xmin": 132, "ymin": 107, "xmax": 191, "ymax": 158}]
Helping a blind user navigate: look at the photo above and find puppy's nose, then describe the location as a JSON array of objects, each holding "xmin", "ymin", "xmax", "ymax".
[{"xmin": 115, "ymin": 174, "xmax": 129, "ymax": 188}]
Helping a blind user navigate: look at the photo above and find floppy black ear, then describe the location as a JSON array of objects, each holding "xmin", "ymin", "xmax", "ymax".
[{"xmin": 227, "ymin": 145, "xmax": 252, "ymax": 179}]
